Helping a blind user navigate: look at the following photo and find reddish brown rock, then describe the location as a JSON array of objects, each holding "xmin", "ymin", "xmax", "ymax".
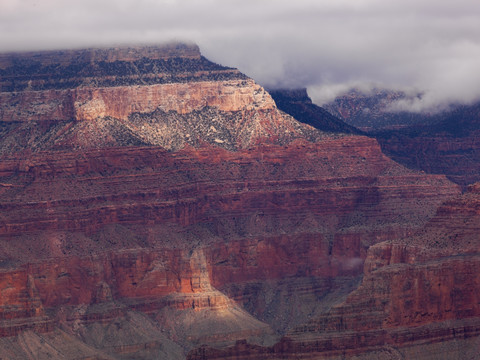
[
  {"xmin": 373, "ymin": 102, "xmax": 480, "ymax": 188},
  {"xmin": 0, "ymin": 138, "xmax": 459, "ymax": 352},
  {"xmin": 0, "ymin": 44, "xmax": 470, "ymax": 359},
  {"xmin": 378, "ymin": 130, "xmax": 480, "ymax": 188},
  {"xmin": 188, "ymin": 185, "xmax": 480, "ymax": 360}
]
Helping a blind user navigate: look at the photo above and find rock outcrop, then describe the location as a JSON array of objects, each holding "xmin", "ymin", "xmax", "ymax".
[
  {"xmin": 0, "ymin": 44, "xmax": 472, "ymax": 359},
  {"xmin": 0, "ymin": 137, "xmax": 460, "ymax": 358},
  {"xmin": 0, "ymin": 44, "xmax": 321, "ymax": 153}
]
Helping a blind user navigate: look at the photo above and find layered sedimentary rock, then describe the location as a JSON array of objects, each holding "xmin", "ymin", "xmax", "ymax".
[
  {"xmin": 0, "ymin": 43, "xmax": 320, "ymax": 153},
  {"xmin": 189, "ymin": 185, "xmax": 480, "ymax": 359},
  {"xmin": 0, "ymin": 138, "xmax": 459, "ymax": 358},
  {"xmin": 0, "ymin": 44, "xmax": 469, "ymax": 359}
]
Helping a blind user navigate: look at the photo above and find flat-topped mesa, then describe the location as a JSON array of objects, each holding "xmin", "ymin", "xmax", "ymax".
[
  {"xmin": 0, "ymin": 43, "xmax": 327, "ymax": 152},
  {"xmin": 0, "ymin": 42, "xmax": 259, "ymax": 119},
  {"xmin": 0, "ymin": 43, "xmax": 241, "ymax": 93}
]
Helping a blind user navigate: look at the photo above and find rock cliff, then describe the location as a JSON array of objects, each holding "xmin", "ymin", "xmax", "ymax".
[
  {"xmin": 323, "ymin": 88, "xmax": 480, "ymax": 188},
  {"xmin": 0, "ymin": 44, "xmax": 472, "ymax": 359},
  {"xmin": 0, "ymin": 44, "xmax": 321, "ymax": 153},
  {"xmin": 189, "ymin": 184, "xmax": 480, "ymax": 359}
]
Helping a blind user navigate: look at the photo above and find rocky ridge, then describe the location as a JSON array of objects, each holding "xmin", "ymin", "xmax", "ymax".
[
  {"xmin": 0, "ymin": 45, "xmax": 325, "ymax": 153},
  {"xmin": 323, "ymin": 87, "xmax": 480, "ymax": 188}
]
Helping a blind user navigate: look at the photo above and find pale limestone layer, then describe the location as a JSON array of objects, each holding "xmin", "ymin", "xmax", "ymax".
[{"xmin": 0, "ymin": 79, "xmax": 276, "ymax": 122}]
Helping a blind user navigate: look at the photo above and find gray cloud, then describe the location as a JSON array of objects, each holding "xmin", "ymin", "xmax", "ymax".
[{"xmin": 1, "ymin": 0, "xmax": 480, "ymax": 113}]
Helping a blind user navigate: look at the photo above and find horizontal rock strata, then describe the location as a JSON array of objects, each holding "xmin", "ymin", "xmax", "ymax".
[
  {"xmin": 188, "ymin": 185, "xmax": 480, "ymax": 359},
  {"xmin": 0, "ymin": 44, "xmax": 472, "ymax": 359},
  {"xmin": 0, "ymin": 136, "xmax": 459, "ymax": 357}
]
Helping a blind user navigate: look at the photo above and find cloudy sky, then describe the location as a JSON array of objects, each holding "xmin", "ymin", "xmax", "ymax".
[{"xmin": 1, "ymin": 0, "xmax": 480, "ymax": 111}]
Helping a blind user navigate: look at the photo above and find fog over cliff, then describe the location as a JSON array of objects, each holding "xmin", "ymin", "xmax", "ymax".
[{"xmin": 1, "ymin": 0, "xmax": 480, "ymax": 113}]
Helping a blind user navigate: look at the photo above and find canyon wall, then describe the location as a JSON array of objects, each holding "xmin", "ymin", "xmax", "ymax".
[
  {"xmin": 322, "ymin": 88, "xmax": 435, "ymax": 131},
  {"xmin": 0, "ymin": 44, "xmax": 476, "ymax": 359},
  {"xmin": 269, "ymin": 88, "xmax": 361, "ymax": 134},
  {"xmin": 323, "ymin": 88, "xmax": 480, "ymax": 188},
  {"xmin": 188, "ymin": 184, "xmax": 480, "ymax": 360},
  {"xmin": 0, "ymin": 137, "xmax": 460, "ymax": 358},
  {"xmin": 377, "ymin": 109, "xmax": 480, "ymax": 188}
]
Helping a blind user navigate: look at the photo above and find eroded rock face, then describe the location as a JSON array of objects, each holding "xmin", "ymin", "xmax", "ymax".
[
  {"xmin": 189, "ymin": 186, "xmax": 480, "ymax": 360},
  {"xmin": 0, "ymin": 44, "xmax": 471, "ymax": 359},
  {"xmin": 322, "ymin": 88, "xmax": 434, "ymax": 132},
  {"xmin": 0, "ymin": 80, "xmax": 275, "ymax": 122},
  {"xmin": 0, "ymin": 138, "xmax": 459, "ymax": 357}
]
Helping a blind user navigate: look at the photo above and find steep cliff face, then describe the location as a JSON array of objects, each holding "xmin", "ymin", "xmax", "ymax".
[
  {"xmin": 322, "ymin": 88, "xmax": 480, "ymax": 188},
  {"xmin": 188, "ymin": 185, "xmax": 480, "ymax": 360},
  {"xmin": 0, "ymin": 44, "xmax": 470, "ymax": 359},
  {"xmin": 0, "ymin": 138, "xmax": 459, "ymax": 358}
]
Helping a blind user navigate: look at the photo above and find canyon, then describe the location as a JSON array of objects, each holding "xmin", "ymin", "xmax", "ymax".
[
  {"xmin": 323, "ymin": 87, "xmax": 480, "ymax": 188},
  {"xmin": 189, "ymin": 183, "xmax": 480, "ymax": 359},
  {"xmin": 0, "ymin": 44, "xmax": 477, "ymax": 359},
  {"xmin": 375, "ymin": 102, "xmax": 480, "ymax": 188}
]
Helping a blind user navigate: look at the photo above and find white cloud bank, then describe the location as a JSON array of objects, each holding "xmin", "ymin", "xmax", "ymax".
[{"xmin": 1, "ymin": 0, "xmax": 480, "ymax": 112}]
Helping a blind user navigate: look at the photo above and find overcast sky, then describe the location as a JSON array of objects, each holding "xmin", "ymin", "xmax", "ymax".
[{"xmin": 1, "ymin": 0, "xmax": 480, "ymax": 112}]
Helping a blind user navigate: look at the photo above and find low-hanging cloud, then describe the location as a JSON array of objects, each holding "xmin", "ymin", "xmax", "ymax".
[{"xmin": 1, "ymin": 0, "xmax": 480, "ymax": 113}]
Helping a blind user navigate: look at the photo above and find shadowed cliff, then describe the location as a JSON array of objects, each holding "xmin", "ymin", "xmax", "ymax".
[{"xmin": 269, "ymin": 88, "xmax": 361, "ymax": 135}]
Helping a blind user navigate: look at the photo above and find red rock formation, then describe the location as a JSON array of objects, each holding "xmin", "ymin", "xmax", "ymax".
[
  {"xmin": 0, "ymin": 44, "xmax": 470, "ymax": 359},
  {"xmin": 378, "ymin": 128, "xmax": 480, "ymax": 188},
  {"xmin": 0, "ymin": 137, "xmax": 459, "ymax": 352},
  {"xmin": 188, "ymin": 185, "xmax": 480, "ymax": 360},
  {"xmin": 368, "ymin": 101, "xmax": 480, "ymax": 188}
]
